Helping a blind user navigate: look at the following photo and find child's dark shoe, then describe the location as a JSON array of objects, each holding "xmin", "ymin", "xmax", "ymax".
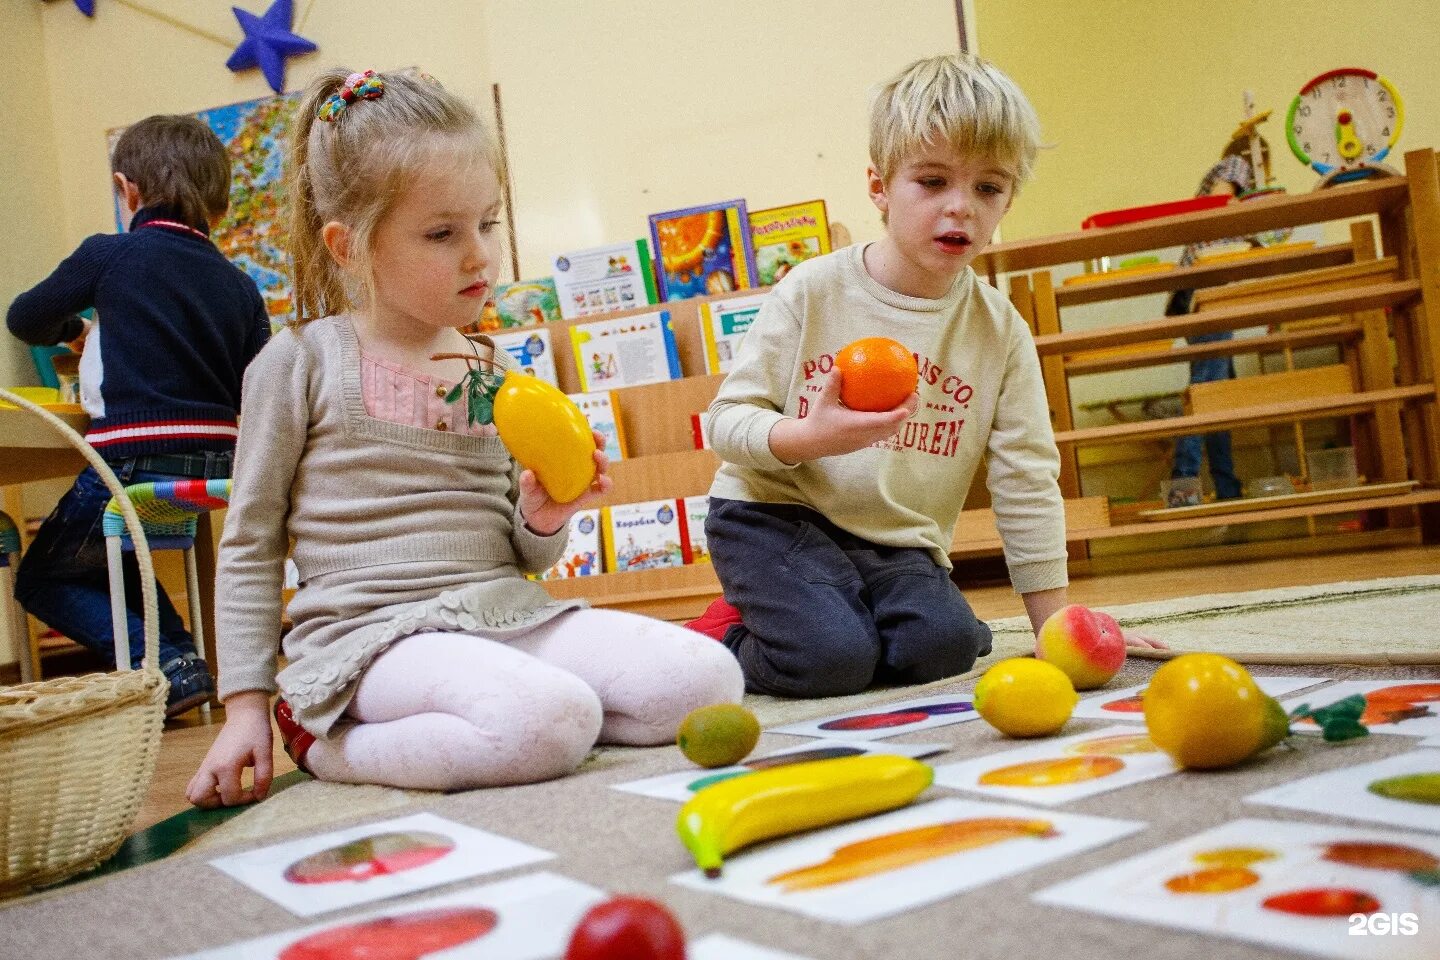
[
  {"xmin": 272, "ymin": 697, "xmax": 315, "ymax": 774},
  {"xmin": 685, "ymin": 596, "xmax": 743, "ymax": 642},
  {"xmin": 161, "ymin": 654, "xmax": 216, "ymax": 718}
]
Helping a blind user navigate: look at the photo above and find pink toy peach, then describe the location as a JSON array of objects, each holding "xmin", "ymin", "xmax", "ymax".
[{"xmin": 1037, "ymin": 604, "xmax": 1126, "ymax": 690}]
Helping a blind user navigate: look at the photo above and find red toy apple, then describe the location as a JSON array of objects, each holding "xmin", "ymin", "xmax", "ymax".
[
  {"xmin": 564, "ymin": 895, "xmax": 686, "ymax": 960},
  {"xmin": 1037, "ymin": 604, "xmax": 1126, "ymax": 690}
]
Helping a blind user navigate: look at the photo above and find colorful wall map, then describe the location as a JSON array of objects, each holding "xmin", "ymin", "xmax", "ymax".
[{"xmin": 109, "ymin": 91, "xmax": 301, "ymax": 329}]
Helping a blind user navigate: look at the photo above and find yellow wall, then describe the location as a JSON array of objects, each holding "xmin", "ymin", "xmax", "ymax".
[
  {"xmin": 485, "ymin": 0, "xmax": 957, "ymax": 277},
  {"xmin": 973, "ymin": 0, "xmax": 1440, "ymax": 240},
  {"xmin": 0, "ymin": 1, "xmax": 66, "ymax": 386}
]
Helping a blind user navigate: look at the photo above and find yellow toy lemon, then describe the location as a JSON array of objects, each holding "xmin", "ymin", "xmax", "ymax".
[
  {"xmin": 973, "ymin": 658, "xmax": 1078, "ymax": 738},
  {"xmin": 491, "ymin": 370, "xmax": 597, "ymax": 504},
  {"xmin": 1143, "ymin": 653, "xmax": 1290, "ymax": 769},
  {"xmin": 677, "ymin": 703, "xmax": 761, "ymax": 769}
]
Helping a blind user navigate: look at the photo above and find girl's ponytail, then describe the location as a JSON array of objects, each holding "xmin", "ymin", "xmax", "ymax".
[{"xmin": 287, "ymin": 69, "xmax": 350, "ymax": 325}]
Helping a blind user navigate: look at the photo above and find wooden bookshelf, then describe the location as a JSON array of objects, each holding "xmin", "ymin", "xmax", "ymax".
[{"xmin": 975, "ymin": 147, "xmax": 1440, "ymax": 564}]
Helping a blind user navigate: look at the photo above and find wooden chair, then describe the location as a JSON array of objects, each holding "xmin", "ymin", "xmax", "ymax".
[{"xmin": 102, "ymin": 479, "xmax": 231, "ymax": 719}]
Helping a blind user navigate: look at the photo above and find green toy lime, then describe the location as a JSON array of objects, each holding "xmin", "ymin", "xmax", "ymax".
[{"xmin": 677, "ymin": 704, "xmax": 760, "ymax": 768}]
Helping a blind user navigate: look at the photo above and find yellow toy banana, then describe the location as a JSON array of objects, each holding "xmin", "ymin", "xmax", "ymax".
[{"xmin": 676, "ymin": 754, "xmax": 933, "ymax": 877}]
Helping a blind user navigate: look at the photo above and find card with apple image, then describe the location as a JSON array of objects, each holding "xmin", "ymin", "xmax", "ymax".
[
  {"xmin": 1282, "ymin": 681, "xmax": 1440, "ymax": 737},
  {"xmin": 612, "ymin": 740, "xmax": 949, "ymax": 802},
  {"xmin": 1073, "ymin": 675, "xmax": 1328, "ymax": 722},
  {"xmin": 671, "ymin": 797, "xmax": 1142, "ymax": 924},
  {"xmin": 210, "ymin": 812, "xmax": 553, "ymax": 917},
  {"xmin": 931, "ymin": 726, "xmax": 1181, "ymax": 806},
  {"xmin": 690, "ymin": 934, "xmax": 817, "ymax": 959},
  {"xmin": 1035, "ymin": 818, "xmax": 1440, "ymax": 960},
  {"xmin": 766, "ymin": 694, "xmax": 979, "ymax": 742},
  {"xmin": 1247, "ymin": 749, "xmax": 1440, "ymax": 833},
  {"xmin": 170, "ymin": 872, "xmax": 604, "ymax": 960}
]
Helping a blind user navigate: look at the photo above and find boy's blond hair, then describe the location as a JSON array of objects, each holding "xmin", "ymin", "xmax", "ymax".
[
  {"xmin": 287, "ymin": 68, "xmax": 502, "ymax": 324},
  {"xmin": 869, "ymin": 53, "xmax": 1041, "ymax": 186}
]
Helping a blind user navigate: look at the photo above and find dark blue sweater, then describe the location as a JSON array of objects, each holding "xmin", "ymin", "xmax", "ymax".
[{"xmin": 6, "ymin": 207, "xmax": 270, "ymax": 458}]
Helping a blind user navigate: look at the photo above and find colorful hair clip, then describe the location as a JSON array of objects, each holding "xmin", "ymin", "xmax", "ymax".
[{"xmin": 318, "ymin": 70, "xmax": 385, "ymax": 122}]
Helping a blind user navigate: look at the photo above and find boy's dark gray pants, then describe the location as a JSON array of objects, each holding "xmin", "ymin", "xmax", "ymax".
[{"xmin": 705, "ymin": 497, "xmax": 993, "ymax": 697}]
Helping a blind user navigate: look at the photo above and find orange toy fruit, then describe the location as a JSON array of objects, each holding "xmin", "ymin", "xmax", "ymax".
[{"xmin": 834, "ymin": 337, "xmax": 918, "ymax": 411}]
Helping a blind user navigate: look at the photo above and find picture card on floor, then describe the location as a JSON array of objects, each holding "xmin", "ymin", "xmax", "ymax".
[
  {"xmin": 1035, "ymin": 818, "xmax": 1440, "ymax": 960},
  {"xmin": 691, "ymin": 934, "xmax": 816, "ymax": 960},
  {"xmin": 671, "ymin": 797, "xmax": 1143, "ymax": 924},
  {"xmin": 1074, "ymin": 675, "xmax": 1328, "ymax": 721},
  {"xmin": 1282, "ymin": 680, "xmax": 1440, "ymax": 738},
  {"xmin": 932, "ymin": 726, "xmax": 1180, "ymax": 806},
  {"xmin": 173, "ymin": 872, "xmax": 605, "ymax": 960},
  {"xmin": 766, "ymin": 693, "xmax": 978, "ymax": 741},
  {"xmin": 1247, "ymin": 750, "xmax": 1440, "ymax": 833},
  {"xmin": 209, "ymin": 811, "xmax": 553, "ymax": 917},
  {"xmin": 614, "ymin": 741, "xmax": 948, "ymax": 802}
]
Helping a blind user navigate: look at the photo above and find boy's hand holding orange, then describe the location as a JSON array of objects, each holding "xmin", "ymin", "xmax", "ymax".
[{"xmin": 771, "ymin": 337, "xmax": 919, "ymax": 463}]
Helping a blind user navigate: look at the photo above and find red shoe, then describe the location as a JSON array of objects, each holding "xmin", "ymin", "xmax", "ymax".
[
  {"xmin": 273, "ymin": 697, "xmax": 315, "ymax": 775},
  {"xmin": 685, "ymin": 596, "xmax": 743, "ymax": 642}
]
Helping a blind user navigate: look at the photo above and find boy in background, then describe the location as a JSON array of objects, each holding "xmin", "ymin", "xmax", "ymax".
[
  {"xmin": 690, "ymin": 54, "xmax": 1160, "ymax": 697},
  {"xmin": 7, "ymin": 114, "xmax": 269, "ymax": 715}
]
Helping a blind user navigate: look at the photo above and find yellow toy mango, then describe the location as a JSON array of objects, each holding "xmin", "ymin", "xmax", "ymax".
[{"xmin": 491, "ymin": 370, "xmax": 597, "ymax": 503}]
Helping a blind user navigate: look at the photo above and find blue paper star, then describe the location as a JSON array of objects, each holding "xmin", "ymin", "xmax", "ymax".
[
  {"xmin": 226, "ymin": 0, "xmax": 316, "ymax": 94},
  {"xmin": 74, "ymin": 0, "xmax": 95, "ymax": 15}
]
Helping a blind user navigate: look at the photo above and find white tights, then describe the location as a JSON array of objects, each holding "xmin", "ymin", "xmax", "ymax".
[{"xmin": 304, "ymin": 608, "xmax": 744, "ymax": 791}]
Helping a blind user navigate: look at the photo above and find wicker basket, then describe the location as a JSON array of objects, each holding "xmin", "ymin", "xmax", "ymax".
[{"xmin": 0, "ymin": 387, "xmax": 167, "ymax": 898}]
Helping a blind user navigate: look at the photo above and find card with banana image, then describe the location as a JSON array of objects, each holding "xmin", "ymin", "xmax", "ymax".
[{"xmin": 670, "ymin": 797, "xmax": 1143, "ymax": 924}]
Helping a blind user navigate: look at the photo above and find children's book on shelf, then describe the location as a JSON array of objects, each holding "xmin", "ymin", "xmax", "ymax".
[
  {"xmin": 493, "ymin": 277, "xmax": 562, "ymax": 328},
  {"xmin": 683, "ymin": 495, "xmax": 710, "ymax": 564},
  {"xmin": 690, "ymin": 412, "xmax": 709, "ymax": 450},
  {"xmin": 551, "ymin": 239, "xmax": 659, "ymax": 319},
  {"xmin": 603, "ymin": 499, "xmax": 691, "ymax": 573},
  {"xmin": 533, "ymin": 509, "xmax": 604, "ymax": 580},
  {"xmin": 748, "ymin": 199, "xmax": 830, "ymax": 286},
  {"xmin": 569, "ymin": 309, "xmax": 681, "ymax": 392},
  {"xmin": 490, "ymin": 327, "xmax": 559, "ymax": 386},
  {"xmin": 648, "ymin": 199, "xmax": 758, "ymax": 302},
  {"xmin": 568, "ymin": 390, "xmax": 627, "ymax": 462},
  {"xmin": 700, "ymin": 292, "xmax": 768, "ymax": 374}
]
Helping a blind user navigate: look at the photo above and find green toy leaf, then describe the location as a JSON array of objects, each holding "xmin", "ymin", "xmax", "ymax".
[
  {"xmin": 450, "ymin": 368, "xmax": 504, "ymax": 427},
  {"xmin": 1289, "ymin": 694, "xmax": 1370, "ymax": 742}
]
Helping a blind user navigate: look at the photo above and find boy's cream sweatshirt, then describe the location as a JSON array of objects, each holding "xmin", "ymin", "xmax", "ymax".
[{"xmin": 707, "ymin": 243, "xmax": 1068, "ymax": 593}]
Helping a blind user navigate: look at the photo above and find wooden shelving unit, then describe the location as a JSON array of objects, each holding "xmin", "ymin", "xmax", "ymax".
[
  {"xmin": 972, "ymin": 147, "xmax": 1440, "ymax": 557},
  {"xmin": 537, "ymin": 150, "xmax": 1440, "ymax": 617}
]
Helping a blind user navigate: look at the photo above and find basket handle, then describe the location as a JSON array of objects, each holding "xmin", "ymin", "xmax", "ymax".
[{"xmin": 0, "ymin": 388, "xmax": 159, "ymax": 673}]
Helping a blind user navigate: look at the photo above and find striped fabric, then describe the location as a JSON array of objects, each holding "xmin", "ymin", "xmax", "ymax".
[{"xmin": 102, "ymin": 480, "xmax": 232, "ymax": 550}]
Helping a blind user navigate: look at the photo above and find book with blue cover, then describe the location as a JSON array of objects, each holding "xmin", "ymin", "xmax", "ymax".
[{"xmin": 648, "ymin": 199, "xmax": 758, "ymax": 302}]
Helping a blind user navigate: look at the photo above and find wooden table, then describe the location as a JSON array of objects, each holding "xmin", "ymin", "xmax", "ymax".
[{"xmin": 0, "ymin": 405, "xmax": 219, "ymax": 682}]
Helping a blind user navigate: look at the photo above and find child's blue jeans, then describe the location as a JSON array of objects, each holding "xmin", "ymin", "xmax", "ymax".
[
  {"xmin": 705, "ymin": 497, "xmax": 992, "ymax": 698},
  {"xmin": 1172, "ymin": 332, "xmax": 1243, "ymax": 500},
  {"xmin": 14, "ymin": 459, "xmax": 200, "ymax": 670}
]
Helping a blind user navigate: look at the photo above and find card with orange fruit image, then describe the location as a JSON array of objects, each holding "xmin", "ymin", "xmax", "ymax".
[
  {"xmin": 1036, "ymin": 818, "xmax": 1440, "ymax": 959},
  {"xmin": 209, "ymin": 812, "xmax": 552, "ymax": 917},
  {"xmin": 1073, "ymin": 675, "xmax": 1328, "ymax": 722},
  {"xmin": 1281, "ymin": 681, "xmax": 1440, "ymax": 738},
  {"xmin": 932, "ymin": 725, "xmax": 1182, "ymax": 806},
  {"xmin": 169, "ymin": 872, "xmax": 604, "ymax": 960},
  {"xmin": 670, "ymin": 797, "xmax": 1142, "ymax": 924},
  {"xmin": 1248, "ymin": 750, "xmax": 1440, "ymax": 834}
]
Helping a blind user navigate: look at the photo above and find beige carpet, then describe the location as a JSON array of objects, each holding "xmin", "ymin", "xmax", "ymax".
[{"xmin": 6, "ymin": 576, "xmax": 1440, "ymax": 959}]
